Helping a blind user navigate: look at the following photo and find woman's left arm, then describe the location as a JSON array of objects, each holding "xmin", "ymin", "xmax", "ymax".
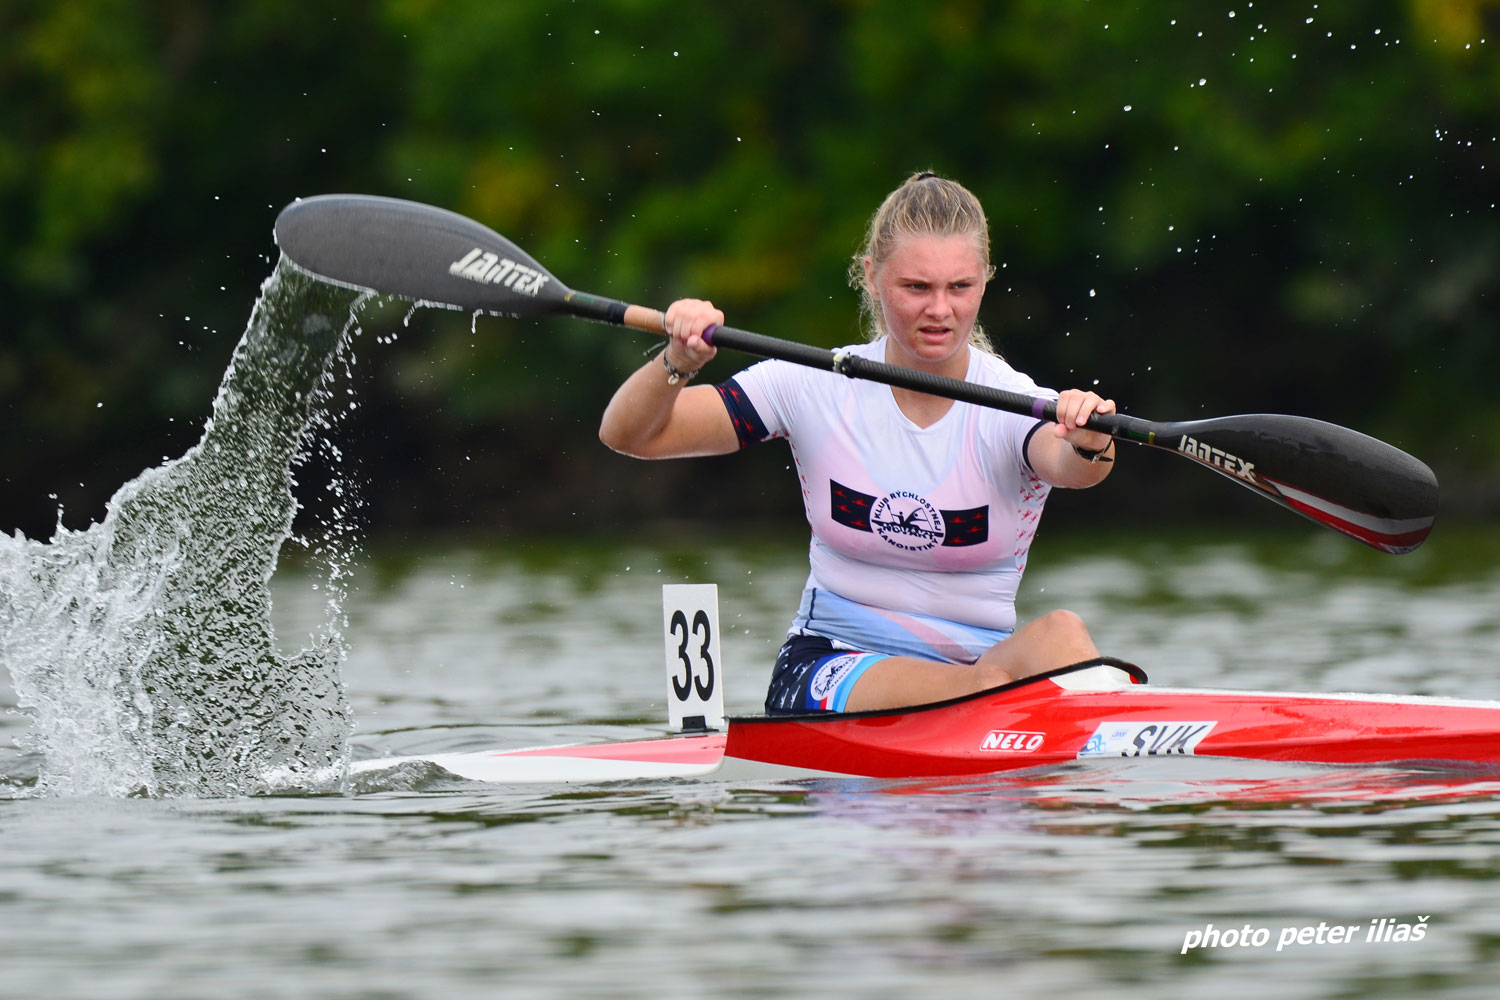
[{"xmin": 1026, "ymin": 389, "xmax": 1118, "ymax": 488}]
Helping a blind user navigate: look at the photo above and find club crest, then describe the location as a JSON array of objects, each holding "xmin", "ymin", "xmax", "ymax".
[{"xmin": 869, "ymin": 491, "xmax": 945, "ymax": 551}]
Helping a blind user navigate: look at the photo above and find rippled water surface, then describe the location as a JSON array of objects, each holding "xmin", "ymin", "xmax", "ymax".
[{"xmin": 3, "ymin": 527, "xmax": 1500, "ymax": 998}]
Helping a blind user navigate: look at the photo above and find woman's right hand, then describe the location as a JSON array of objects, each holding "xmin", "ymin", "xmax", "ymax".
[
  {"xmin": 662, "ymin": 299, "xmax": 723, "ymax": 372},
  {"xmin": 600, "ymin": 297, "xmax": 739, "ymax": 459}
]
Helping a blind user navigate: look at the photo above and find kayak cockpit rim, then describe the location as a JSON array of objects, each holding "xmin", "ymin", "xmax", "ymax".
[{"xmin": 726, "ymin": 656, "xmax": 1150, "ymax": 726}]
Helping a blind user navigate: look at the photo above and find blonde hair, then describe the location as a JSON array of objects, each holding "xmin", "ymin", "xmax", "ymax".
[{"xmin": 849, "ymin": 171, "xmax": 996, "ymax": 352}]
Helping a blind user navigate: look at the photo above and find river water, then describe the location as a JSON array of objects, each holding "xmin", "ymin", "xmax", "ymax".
[{"xmin": 4, "ymin": 525, "xmax": 1500, "ymax": 999}]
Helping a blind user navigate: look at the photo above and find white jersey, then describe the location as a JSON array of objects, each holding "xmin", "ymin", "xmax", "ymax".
[{"xmin": 721, "ymin": 338, "xmax": 1057, "ymax": 661}]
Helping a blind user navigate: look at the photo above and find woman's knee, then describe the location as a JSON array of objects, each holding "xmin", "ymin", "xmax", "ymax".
[{"xmin": 1033, "ymin": 608, "xmax": 1091, "ymax": 643}]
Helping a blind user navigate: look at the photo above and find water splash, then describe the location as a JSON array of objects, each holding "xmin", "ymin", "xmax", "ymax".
[{"xmin": 0, "ymin": 262, "xmax": 365, "ymax": 797}]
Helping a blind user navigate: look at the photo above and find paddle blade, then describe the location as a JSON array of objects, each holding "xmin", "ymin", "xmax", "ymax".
[
  {"xmin": 1151, "ymin": 415, "xmax": 1438, "ymax": 553},
  {"xmin": 274, "ymin": 194, "xmax": 570, "ymax": 315}
]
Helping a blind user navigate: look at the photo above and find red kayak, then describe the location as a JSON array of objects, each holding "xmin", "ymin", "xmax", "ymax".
[{"xmin": 352, "ymin": 659, "xmax": 1500, "ymax": 784}]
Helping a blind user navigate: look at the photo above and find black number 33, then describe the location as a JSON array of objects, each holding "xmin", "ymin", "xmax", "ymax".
[{"xmin": 670, "ymin": 608, "xmax": 715, "ymax": 702}]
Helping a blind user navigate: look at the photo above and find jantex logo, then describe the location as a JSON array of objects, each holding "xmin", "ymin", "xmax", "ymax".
[
  {"xmin": 1178, "ymin": 435, "xmax": 1255, "ymax": 482},
  {"xmin": 448, "ymin": 248, "xmax": 551, "ymax": 296}
]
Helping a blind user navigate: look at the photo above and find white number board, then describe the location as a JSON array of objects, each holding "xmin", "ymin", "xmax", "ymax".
[{"xmin": 662, "ymin": 584, "xmax": 725, "ymax": 732}]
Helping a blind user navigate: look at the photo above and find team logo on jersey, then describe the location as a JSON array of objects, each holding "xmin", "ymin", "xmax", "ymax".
[
  {"xmin": 829, "ymin": 481, "xmax": 989, "ymax": 548},
  {"xmin": 870, "ymin": 491, "xmax": 945, "ymax": 551}
]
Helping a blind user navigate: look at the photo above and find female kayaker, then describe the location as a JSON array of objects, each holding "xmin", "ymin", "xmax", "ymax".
[{"xmin": 599, "ymin": 171, "xmax": 1116, "ymax": 714}]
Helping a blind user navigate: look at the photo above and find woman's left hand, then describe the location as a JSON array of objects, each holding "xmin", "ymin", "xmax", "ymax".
[{"xmin": 1051, "ymin": 389, "xmax": 1116, "ymax": 453}]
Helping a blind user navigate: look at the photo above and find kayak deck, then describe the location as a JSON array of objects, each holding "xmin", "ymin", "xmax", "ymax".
[{"xmin": 729, "ymin": 664, "xmax": 1500, "ymax": 778}]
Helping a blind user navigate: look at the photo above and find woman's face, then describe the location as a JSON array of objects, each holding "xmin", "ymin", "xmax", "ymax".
[{"xmin": 865, "ymin": 234, "xmax": 987, "ymax": 371}]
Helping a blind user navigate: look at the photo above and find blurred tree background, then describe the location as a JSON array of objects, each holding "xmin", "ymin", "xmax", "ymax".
[{"xmin": 2, "ymin": 0, "xmax": 1496, "ymax": 544}]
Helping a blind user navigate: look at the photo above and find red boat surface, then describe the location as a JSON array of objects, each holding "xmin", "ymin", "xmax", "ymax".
[{"xmin": 352, "ymin": 659, "xmax": 1500, "ymax": 785}]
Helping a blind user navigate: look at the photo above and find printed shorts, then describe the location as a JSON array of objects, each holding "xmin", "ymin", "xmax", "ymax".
[{"xmin": 764, "ymin": 634, "xmax": 889, "ymax": 716}]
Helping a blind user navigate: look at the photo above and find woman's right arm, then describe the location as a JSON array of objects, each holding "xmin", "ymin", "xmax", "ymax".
[{"xmin": 598, "ymin": 299, "xmax": 742, "ymax": 459}]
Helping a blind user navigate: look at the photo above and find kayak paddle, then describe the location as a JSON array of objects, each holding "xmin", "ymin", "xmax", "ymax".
[{"xmin": 273, "ymin": 193, "xmax": 1439, "ymax": 554}]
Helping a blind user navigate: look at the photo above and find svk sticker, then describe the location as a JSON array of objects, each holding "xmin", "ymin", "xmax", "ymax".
[{"xmin": 1077, "ymin": 721, "xmax": 1216, "ymax": 758}]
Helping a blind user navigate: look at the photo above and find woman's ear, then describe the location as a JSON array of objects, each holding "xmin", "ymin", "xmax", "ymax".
[{"xmin": 862, "ymin": 256, "xmax": 877, "ymax": 299}]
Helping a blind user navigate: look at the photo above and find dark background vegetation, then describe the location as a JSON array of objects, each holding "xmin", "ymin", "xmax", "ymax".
[{"xmin": 3, "ymin": 1, "xmax": 1497, "ymax": 545}]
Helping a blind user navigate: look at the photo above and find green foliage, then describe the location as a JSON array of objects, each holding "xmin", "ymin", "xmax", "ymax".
[{"xmin": 3, "ymin": 0, "xmax": 1498, "ymax": 537}]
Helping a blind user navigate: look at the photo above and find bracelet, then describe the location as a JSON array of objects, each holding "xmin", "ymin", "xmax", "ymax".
[
  {"xmin": 662, "ymin": 351, "xmax": 701, "ymax": 385},
  {"xmin": 1072, "ymin": 441, "xmax": 1115, "ymax": 464}
]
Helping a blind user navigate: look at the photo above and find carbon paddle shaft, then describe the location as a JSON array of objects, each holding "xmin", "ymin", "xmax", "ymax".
[
  {"xmin": 699, "ymin": 325, "xmax": 1437, "ymax": 553},
  {"xmin": 273, "ymin": 193, "xmax": 1439, "ymax": 553}
]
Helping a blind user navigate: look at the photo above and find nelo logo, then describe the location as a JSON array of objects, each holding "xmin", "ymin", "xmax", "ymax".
[
  {"xmin": 449, "ymin": 248, "xmax": 551, "ymax": 296},
  {"xmin": 980, "ymin": 730, "xmax": 1044, "ymax": 752}
]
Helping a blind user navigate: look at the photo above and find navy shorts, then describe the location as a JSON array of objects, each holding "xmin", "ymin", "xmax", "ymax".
[{"xmin": 764, "ymin": 634, "xmax": 890, "ymax": 716}]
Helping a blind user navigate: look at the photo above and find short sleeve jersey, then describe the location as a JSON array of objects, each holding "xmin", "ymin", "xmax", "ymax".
[{"xmin": 719, "ymin": 338, "xmax": 1056, "ymax": 638}]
